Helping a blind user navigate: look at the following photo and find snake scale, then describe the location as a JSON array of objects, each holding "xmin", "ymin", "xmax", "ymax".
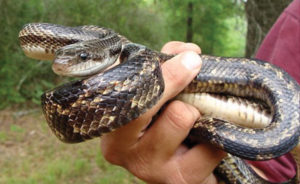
[{"xmin": 19, "ymin": 23, "xmax": 300, "ymax": 183}]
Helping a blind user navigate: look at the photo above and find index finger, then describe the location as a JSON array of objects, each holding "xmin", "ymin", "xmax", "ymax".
[{"xmin": 161, "ymin": 41, "xmax": 201, "ymax": 54}]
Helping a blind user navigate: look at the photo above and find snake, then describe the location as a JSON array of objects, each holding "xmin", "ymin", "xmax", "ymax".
[{"xmin": 19, "ymin": 23, "xmax": 300, "ymax": 184}]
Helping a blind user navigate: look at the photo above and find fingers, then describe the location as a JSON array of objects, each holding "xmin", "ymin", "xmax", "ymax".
[
  {"xmin": 138, "ymin": 101, "xmax": 200, "ymax": 159},
  {"xmin": 161, "ymin": 41, "xmax": 201, "ymax": 54},
  {"xmin": 137, "ymin": 100, "xmax": 226, "ymax": 183},
  {"xmin": 175, "ymin": 144, "xmax": 226, "ymax": 183}
]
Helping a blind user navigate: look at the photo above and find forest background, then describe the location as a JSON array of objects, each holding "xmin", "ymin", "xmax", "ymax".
[{"xmin": 0, "ymin": 0, "xmax": 291, "ymax": 183}]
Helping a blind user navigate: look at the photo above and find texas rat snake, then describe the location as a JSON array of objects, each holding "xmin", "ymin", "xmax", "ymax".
[{"xmin": 19, "ymin": 23, "xmax": 300, "ymax": 183}]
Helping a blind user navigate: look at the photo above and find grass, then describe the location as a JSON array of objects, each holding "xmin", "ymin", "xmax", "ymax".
[{"xmin": 0, "ymin": 109, "xmax": 144, "ymax": 184}]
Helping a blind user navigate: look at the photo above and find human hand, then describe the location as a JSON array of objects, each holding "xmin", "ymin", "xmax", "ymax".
[{"xmin": 100, "ymin": 41, "xmax": 226, "ymax": 184}]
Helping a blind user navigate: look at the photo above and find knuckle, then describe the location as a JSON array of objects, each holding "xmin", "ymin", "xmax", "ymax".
[
  {"xmin": 164, "ymin": 101, "xmax": 199, "ymax": 131},
  {"xmin": 101, "ymin": 139, "xmax": 124, "ymax": 165},
  {"xmin": 102, "ymin": 143, "xmax": 156, "ymax": 182},
  {"xmin": 101, "ymin": 147, "xmax": 121, "ymax": 165}
]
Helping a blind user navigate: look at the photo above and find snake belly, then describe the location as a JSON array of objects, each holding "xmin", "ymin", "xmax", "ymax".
[{"xmin": 19, "ymin": 23, "xmax": 300, "ymax": 184}]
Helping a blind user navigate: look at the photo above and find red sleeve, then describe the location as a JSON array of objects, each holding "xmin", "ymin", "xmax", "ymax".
[
  {"xmin": 255, "ymin": 0, "xmax": 300, "ymax": 84},
  {"xmin": 248, "ymin": 0, "xmax": 300, "ymax": 182}
]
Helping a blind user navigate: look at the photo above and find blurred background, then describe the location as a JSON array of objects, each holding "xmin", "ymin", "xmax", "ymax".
[{"xmin": 0, "ymin": 0, "xmax": 291, "ymax": 183}]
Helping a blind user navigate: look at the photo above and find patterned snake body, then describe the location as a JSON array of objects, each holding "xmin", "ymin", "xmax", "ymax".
[{"xmin": 19, "ymin": 23, "xmax": 300, "ymax": 183}]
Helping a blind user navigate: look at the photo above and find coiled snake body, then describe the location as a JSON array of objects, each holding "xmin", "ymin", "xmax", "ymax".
[{"xmin": 19, "ymin": 23, "xmax": 300, "ymax": 183}]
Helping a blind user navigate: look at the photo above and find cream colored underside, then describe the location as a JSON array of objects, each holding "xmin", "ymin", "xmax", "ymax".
[{"xmin": 177, "ymin": 93, "xmax": 272, "ymax": 128}]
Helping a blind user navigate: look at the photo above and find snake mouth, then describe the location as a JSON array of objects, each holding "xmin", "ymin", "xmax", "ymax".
[
  {"xmin": 52, "ymin": 57, "xmax": 120, "ymax": 77},
  {"xmin": 52, "ymin": 60, "xmax": 105, "ymax": 77}
]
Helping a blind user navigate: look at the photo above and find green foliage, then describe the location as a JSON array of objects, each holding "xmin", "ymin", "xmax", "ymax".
[
  {"xmin": 160, "ymin": 0, "xmax": 246, "ymax": 56},
  {"xmin": 4, "ymin": 158, "xmax": 91, "ymax": 184},
  {"xmin": 0, "ymin": 0, "xmax": 246, "ymax": 108},
  {"xmin": 0, "ymin": 131, "xmax": 8, "ymax": 142},
  {"xmin": 10, "ymin": 124, "xmax": 24, "ymax": 133}
]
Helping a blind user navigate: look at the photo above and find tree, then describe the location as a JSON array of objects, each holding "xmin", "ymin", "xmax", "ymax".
[
  {"xmin": 162, "ymin": 0, "xmax": 245, "ymax": 56},
  {"xmin": 186, "ymin": 2, "xmax": 194, "ymax": 42},
  {"xmin": 245, "ymin": 0, "xmax": 292, "ymax": 57}
]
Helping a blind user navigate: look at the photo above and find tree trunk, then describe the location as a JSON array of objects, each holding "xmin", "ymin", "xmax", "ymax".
[
  {"xmin": 245, "ymin": 0, "xmax": 292, "ymax": 58},
  {"xmin": 186, "ymin": 2, "xmax": 193, "ymax": 42}
]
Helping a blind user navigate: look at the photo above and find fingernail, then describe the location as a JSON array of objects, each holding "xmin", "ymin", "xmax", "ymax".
[{"xmin": 181, "ymin": 52, "xmax": 202, "ymax": 70}]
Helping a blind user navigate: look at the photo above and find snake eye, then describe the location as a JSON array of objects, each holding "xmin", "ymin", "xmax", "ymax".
[{"xmin": 79, "ymin": 53, "xmax": 88, "ymax": 61}]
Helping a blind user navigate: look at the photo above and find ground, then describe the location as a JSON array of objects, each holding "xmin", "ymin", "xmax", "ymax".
[{"xmin": 0, "ymin": 109, "xmax": 143, "ymax": 184}]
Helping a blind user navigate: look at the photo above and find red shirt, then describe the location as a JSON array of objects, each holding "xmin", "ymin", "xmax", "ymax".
[
  {"xmin": 248, "ymin": 0, "xmax": 300, "ymax": 182},
  {"xmin": 256, "ymin": 0, "xmax": 300, "ymax": 84}
]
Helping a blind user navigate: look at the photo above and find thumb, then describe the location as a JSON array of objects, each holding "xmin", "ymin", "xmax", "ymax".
[{"xmin": 160, "ymin": 51, "xmax": 202, "ymax": 103}]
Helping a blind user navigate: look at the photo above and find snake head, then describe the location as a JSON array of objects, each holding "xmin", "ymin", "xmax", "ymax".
[{"xmin": 53, "ymin": 36, "xmax": 122, "ymax": 77}]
